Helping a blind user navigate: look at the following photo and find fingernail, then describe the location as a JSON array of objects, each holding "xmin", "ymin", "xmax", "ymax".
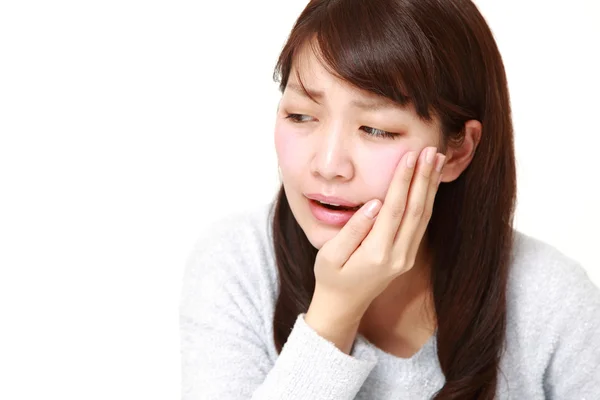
[
  {"xmin": 406, "ymin": 152, "xmax": 417, "ymax": 168},
  {"xmin": 435, "ymin": 154, "xmax": 446, "ymax": 172},
  {"xmin": 425, "ymin": 147, "xmax": 436, "ymax": 164},
  {"xmin": 363, "ymin": 200, "xmax": 382, "ymax": 219}
]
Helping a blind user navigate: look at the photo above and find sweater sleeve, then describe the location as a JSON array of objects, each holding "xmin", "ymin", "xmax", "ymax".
[
  {"xmin": 180, "ymin": 220, "xmax": 378, "ymax": 400},
  {"xmin": 543, "ymin": 262, "xmax": 600, "ymax": 398}
]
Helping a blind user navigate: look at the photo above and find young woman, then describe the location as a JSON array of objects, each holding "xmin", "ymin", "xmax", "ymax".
[{"xmin": 180, "ymin": 0, "xmax": 600, "ymax": 398}]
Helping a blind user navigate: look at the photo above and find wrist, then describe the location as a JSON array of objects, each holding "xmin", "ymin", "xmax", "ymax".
[
  {"xmin": 310, "ymin": 285, "xmax": 368, "ymax": 326},
  {"xmin": 305, "ymin": 291, "xmax": 365, "ymax": 354},
  {"xmin": 304, "ymin": 308, "xmax": 360, "ymax": 354}
]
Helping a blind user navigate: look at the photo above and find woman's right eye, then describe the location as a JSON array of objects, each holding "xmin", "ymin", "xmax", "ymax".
[{"xmin": 285, "ymin": 113, "xmax": 313, "ymax": 123}]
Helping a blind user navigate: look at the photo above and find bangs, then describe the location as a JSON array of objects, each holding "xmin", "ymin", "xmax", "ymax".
[{"xmin": 274, "ymin": 0, "xmax": 439, "ymax": 123}]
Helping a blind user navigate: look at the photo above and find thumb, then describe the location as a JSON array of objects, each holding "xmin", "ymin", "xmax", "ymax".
[{"xmin": 320, "ymin": 199, "xmax": 382, "ymax": 266}]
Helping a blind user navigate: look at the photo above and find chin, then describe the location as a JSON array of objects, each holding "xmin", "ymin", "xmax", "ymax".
[
  {"xmin": 296, "ymin": 200, "xmax": 343, "ymax": 250},
  {"xmin": 304, "ymin": 226, "xmax": 339, "ymax": 250}
]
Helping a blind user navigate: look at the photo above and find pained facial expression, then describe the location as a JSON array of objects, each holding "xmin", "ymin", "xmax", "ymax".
[{"xmin": 274, "ymin": 44, "xmax": 443, "ymax": 249}]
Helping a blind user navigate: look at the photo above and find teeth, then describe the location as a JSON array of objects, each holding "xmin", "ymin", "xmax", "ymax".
[
  {"xmin": 317, "ymin": 200, "xmax": 361, "ymax": 208},
  {"xmin": 319, "ymin": 201, "xmax": 341, "ymax": 206}
]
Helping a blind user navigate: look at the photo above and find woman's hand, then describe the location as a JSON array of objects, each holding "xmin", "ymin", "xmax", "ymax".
[{"xmin": 306, "ymin": 146, "xmax": 446, "ymax": 334}]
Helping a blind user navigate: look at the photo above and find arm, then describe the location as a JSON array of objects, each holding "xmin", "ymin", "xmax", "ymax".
[
  {"xmin": 252, "ymin": 312, "xmax": 377, "ymax": 399},
  {"xmin": 180, "ymin": 228, "xmax": 378, "ymax": 400}
]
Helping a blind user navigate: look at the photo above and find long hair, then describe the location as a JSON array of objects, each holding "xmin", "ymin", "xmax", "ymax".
[{"xmin": 270, "ymin": 0, "xmax": 517, "ymax": 398}]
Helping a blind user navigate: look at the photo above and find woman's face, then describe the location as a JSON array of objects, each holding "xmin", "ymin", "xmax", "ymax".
[{"xmin": 274, "ymin": 46, "xmax": 443, "ymax": 249}]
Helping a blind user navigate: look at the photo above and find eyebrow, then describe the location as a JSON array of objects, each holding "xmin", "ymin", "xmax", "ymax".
[{"xmin": 286, "ymin": 82, "xmax": 400, "ymax": 112}]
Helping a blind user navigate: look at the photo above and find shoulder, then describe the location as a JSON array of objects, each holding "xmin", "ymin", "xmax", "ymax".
[
  {"xmin": 505, "ymin": 229, "xmax": 600, "ymax": 341},
  {"xmin": 188, "ymin": 201, "xmax": 275, "ymax": 258},
  {"xmin": 507, "ymin": 230, "xmax": 598, "ymax": 306},
  {"xmin": 182, "ymin": 200, "xmax": 278, "ymax": 302},
  {"xmin": 501, "ymin": 232, "xmax": 600, "ymax": 395}
]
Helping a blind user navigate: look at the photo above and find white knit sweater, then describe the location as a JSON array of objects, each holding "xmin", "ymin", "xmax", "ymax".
[{"xmin": 180, "ymin": 201, "xmax": 600, "ymax": 399}]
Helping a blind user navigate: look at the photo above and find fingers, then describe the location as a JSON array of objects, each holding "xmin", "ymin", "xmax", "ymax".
[
  {"xmin": 319, "ymin": 199, "xmax": 383, "ymax": 268},
  {"xmin": 394, "ymin": 149, "xmax": 446, "ymax": 264},
  {"xmin": 404, "ymin": 152, "xmax": 446, "ymax": 263},
  {"xmin": 367, "ymin": 148, "xmax": 423, "ymax": 249}
]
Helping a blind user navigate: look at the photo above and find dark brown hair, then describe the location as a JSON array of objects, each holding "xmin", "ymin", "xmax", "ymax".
[{"xmin": 271, "ymin": 0, "xmax": 516, "ymax": 398}]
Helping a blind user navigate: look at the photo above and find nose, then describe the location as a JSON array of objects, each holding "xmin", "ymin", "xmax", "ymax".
[{"xmin": 309, "ymin": 123, "xmax": 354, "ymax": 181}]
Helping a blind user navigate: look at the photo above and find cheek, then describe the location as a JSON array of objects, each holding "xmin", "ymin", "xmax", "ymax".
[
  {"xmin": 274, "ymin": 125, "xmax": 303, "ymax": 172},
  {"xmin": 362, "ymin": 149, "xmax": 410, "ymax": 199},
  {"xmin": 273, "ymin": 124, "xmax": 287, "ymax": 159}
]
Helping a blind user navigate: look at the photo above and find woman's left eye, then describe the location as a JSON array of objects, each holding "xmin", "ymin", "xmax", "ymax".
[
  {"xmin": 360, "ymin": 126, "xmax": 398, "ymax": 140},
  {"xmin": 285, "ymin": 113, "xmax": 398, "ymax": 140}
]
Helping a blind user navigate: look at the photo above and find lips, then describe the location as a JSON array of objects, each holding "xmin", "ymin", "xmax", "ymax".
[
  {"xmin": 305, "ymin": 193, "xmax": 363, "ymax": 208},
  {"xmin": 311, "ymin": 199, "xmax": 361, "ymax": 211},
  {"xmin": 307, "ymin": 198, "xmax": 361, "ymax": 226}
]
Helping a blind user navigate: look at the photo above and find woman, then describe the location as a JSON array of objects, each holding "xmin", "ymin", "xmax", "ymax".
[{"xmin": 180, "ymin": 0, "xmax": 600, "ymax": 398}]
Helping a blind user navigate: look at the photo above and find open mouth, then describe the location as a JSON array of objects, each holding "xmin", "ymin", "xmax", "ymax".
[{"xmin": 310, "ymin": 199, "xmax": 362, "ymax": 212}]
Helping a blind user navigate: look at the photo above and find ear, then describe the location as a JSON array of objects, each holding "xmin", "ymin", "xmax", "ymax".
[{"xmin": 440, "ymin": 120, "xmax": 482, "ymax": 183}]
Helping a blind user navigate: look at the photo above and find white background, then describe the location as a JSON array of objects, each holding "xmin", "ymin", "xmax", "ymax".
[{"xmin": 0, "ymin": 0, "xmax": 598, "ymax": 398}]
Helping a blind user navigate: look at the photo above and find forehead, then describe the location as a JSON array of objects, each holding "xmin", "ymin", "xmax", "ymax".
[
  {"xmin": 289, "ymin": 43, "xmax": 359, "ymax": 95},
  {"xmin": 284, "ymin": 40, "xmax": 441, "ymax": 132},
  {"xmin": 287, "ymin": 42, "xmax": 406, "ymax": 111},
  {"xmin": 291, "ymin": 42, "xmax": 328, "ymax": 79}
]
